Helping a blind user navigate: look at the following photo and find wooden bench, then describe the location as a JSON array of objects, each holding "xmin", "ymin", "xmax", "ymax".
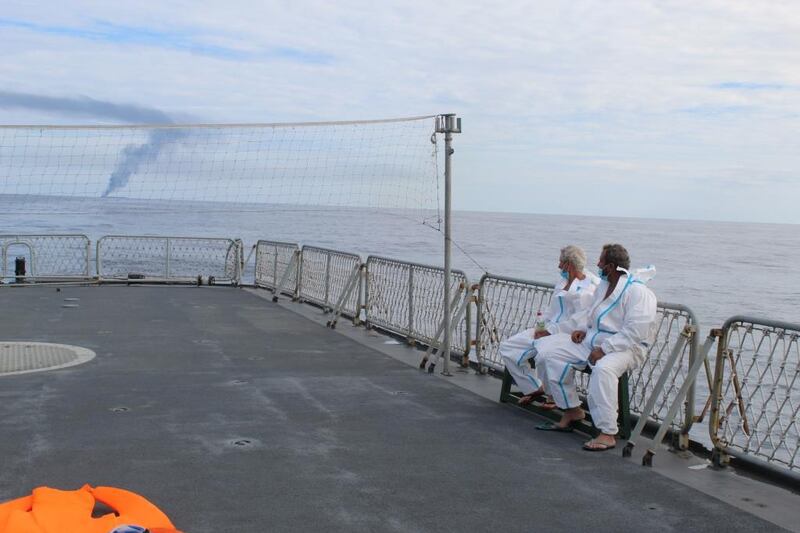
[{"xmin": 499, "ymin": 365, "xmax": 632, "ymax": 439}]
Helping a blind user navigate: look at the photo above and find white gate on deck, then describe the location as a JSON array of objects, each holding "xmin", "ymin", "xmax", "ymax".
[{"xmin": 0, "ymin": 234, "xmax": 91, "ymax": 282}]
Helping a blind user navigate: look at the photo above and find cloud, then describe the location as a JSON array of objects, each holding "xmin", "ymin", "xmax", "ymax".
[
  {"xmin": 712, "ymin": 82, "xmax": 791, "ymax": 91},
  {"xmin": 2, "ymin": 1, "xmax": 800, "ymax": 222},
  {"xmin": 676, "ymin": 104, "xmax": 754, "ymax": 116},
  {"xmin": 0, "ymin": 18, "xmax": 333, "ymax": 64}
]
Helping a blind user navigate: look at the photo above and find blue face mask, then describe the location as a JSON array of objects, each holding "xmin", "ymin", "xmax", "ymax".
[
  {"xmin": 598, "ymin": 267, "xmax": 608, "ymax": 281},
  {"xmin": 560, "ymin": 270, "xmax": 569, "ymax": 280}
]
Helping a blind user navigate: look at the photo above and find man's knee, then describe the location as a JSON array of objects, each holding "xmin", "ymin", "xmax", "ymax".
[
  {"xmin": 592, "ymin": 362, "xmax": 618, "ymax": 379},
  {"xmin": 594, "ymin": 353, "xmax": 632, "ymax": 378},
  {"xmin": 500, "ymin": 353, "xmax": 518, "ymax": 369}
]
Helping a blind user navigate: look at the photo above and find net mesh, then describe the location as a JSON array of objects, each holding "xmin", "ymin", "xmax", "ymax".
[{"xmin": 0, "ymin": 116, "xmax": 442, "ymax": 228}]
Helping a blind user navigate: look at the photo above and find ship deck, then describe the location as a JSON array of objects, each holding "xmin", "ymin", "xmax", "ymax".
[{"xmin": 0, "ymin": 285, "xmax": 796, "ymax": 532}]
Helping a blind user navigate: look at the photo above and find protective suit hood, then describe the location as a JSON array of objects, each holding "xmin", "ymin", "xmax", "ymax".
[{"xmin": 617, "ymin": 265, "xmax": 656, "ymax": 285}]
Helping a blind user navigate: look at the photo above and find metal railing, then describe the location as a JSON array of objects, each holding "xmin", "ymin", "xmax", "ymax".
[
  {"xmin": 476, "ymin": 274, "xmax": 700, "ymax": 433},
  {"xmin": 475, "ymin": 274, "xmax": 555, "ymax": 371},
  {"xmin": 299, "ymin": 245, "xmax": 362, "ymax": 318},
  {"xmin": 227, "ymin": 238, "xmax": 244, "ymax": 284},
  {"xmin": 97, "ymin": 236, "xmax": 242, "ymax": 284},
  {"xmin": 0, "ymin": 234, "xmax": 91, "ymax": 282},
  {"xmin": 630, "ymin": 303, "xmax": 700, "ymax": 435},
  {"xmin": 254, "ymin": 240, "xmax": 299, "ymax": 297},
  {"xmin": 4, "ymin": 231, "xmax": 799, "ymax": 482},
  {"xmin": 365, "ymin": 256, "xmax": 469, "ymax": 353},
  {"xmin": 709, "ymin": 316, "xmax": 800, "ymax": 474}
]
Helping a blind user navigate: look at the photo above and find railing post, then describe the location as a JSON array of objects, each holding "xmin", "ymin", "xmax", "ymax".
[
  {"xmin": 680, "ymin": 315, "xmax": 702, "ymax": 449},
  {"xmin": 29, "ymin": 245, "xmax": 36, "ymax": 279},
  {"xmin": 297, "ymin": 247, "xmax": 305, "ymax": 301},
  {"xmin": 85, "ymin": 237, "xmax": 91, "ymax": 277},
  {"xmin": 165, "ymin": 238, "xmax": 171, "ymax": 279},
  {"xmin": 232, "ymin": 239, "xmax": 243, "ymax": 286},
  {"xmin": 324, "ymin": 253, "xmax": 332, "ymax": 309},
  {"xmin": 708, "ymin": 327, "xmax": 731, "ymax": 467},
  {"xmin": 293, "ymin": 248, "xmax": 301, "ymax": 300},
  {"xmin": 463, "ymin": 286, "xmax": 472, "ymax": 367},
  {"xmin": 273, "ymin": 247, "xmax": 278, "ymax": 288},
  {"xmin": 96, "ymin": 238, "xmax": 102, "ymax": 278},
  {"xmin": 354, "ymin": 262, "xmax": 365, "ymax": 325},
  {"xmin": 237, "ymin": 240, "xmax": 243, "ymax": 285},
  {"xmin": 407, "ymin": 266, "xmax": 415, "ymax": 343},
  {"xmin": 362, "ymin": 261, "xmax": 370, "ymax": 328},
  {"xmin": 474, "ymin": 280, "xmax": 485, "ymax": 373},
  {"xmin": 247, "ymin": 243, "xmax": 257, "ymax": 283}
]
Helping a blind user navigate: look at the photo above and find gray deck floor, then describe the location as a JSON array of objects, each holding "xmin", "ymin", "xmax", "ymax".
[{"xmin": 0, "ymin": 286, "xmax": 790, "ymax": 532}]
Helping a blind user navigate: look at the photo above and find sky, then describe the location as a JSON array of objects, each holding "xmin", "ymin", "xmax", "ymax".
[{"xmin": 1, "ymin": 1, "xmax": 800, "ymax": 223}]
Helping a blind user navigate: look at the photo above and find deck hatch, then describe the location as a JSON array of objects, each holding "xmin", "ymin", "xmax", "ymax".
[{"xmin": 0, "ymin": 342, "xmax": 95, "ymax": 376}]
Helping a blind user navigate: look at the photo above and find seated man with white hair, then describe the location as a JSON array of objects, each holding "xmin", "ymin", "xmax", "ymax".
[
  {"xmin": 499, "ymin": 245, "xmax": 599, "ymax": 406},
  {"xmin": 535, "ymin": 243, "xmax": 657, "ymax": 451}
]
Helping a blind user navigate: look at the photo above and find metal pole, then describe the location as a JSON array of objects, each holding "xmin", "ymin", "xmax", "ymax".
[
  {"xmin": 236, "ymin": 240, "xmax": 243, "ymax": 285},
  {"xmin": 165, "ymin": 238, "xmax": 171, "ymax": 279},
  {"xmin": 85, "ymin": 237, "xmax": 91, "ymax": 277},
  {"xmin": 28, "ymin": 244, "xmax": 36, "ymax": 278},
  {"xmin": 681, "ymin": 319, "xmax": 701, "ymax": 448},
  {"xmin": 438, "ymin": 114, "xmax": 461, "ymax": 376},
  {"xmin": 356, "ymin": 262, "xmax": 365, "ymax": 325},
  {"xmin": 362, "ymin": 262, "xmax": 370, "ymax": 327},
  {"xmin": 96, "ymin": 238, "xmax": 102, "ymax": 278},
  {"xmin": 273, "ymin": 248, "xmax": 278, "ymax": 288},
  {"xmin": 324, "ymin": 253, "xmax": 332, "ymax": 309},
  {"xmin": 297, "ymin": 247, "xmax": 305, "ymax": 299},
  {"xmin": 408, "ymin": 267, "xmax": 415, "ymax": 341},
  {"xmin": 443, "ymin": 128, "xmax": 453, "ymax": 376}
]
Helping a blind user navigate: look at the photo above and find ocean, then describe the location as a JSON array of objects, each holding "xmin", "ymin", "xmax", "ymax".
[{"xmin": 2, "ymin": 195, "xmax": 797, "ymax": 331}]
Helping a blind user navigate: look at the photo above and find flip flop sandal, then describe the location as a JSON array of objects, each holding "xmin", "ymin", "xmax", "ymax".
[
  {"xmin": 535, "ymin": 421, "xmax": 574, "ymax": 432},
  {"xmin": 517, "ymin": 395, "xmax": 536, "ymax": 406},
  {"xmin": 582, "ymin": 441, "xmax": 616, "ymax": 452},
  {"xmin": 517, "ymin": 390, "xmax": 546, "ymax": 406}
]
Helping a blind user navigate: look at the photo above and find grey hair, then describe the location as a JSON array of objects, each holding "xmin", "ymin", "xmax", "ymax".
[
  {"xmin": 602, "ymin": 243, "xmax": 631, "ymax": 270},
  {"xmin": 560, "ymin": 245, "xmax": 587, "ymax": 271}
]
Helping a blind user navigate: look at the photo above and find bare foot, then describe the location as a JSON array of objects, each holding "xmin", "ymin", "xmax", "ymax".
[
  {"xmin": 517, "ymin": 387, "xmax": 545, "ymax": 406},
  {"xmin": 583, "ymin": 433, "xmax": 616, "ymax": 451},
  {"xmin": 556, "ymin": 407, "xmax": 584, "ymax": 429},
  {"xmin": 539, "ymin": 396, "xmax": 557, "ymax": 410}
]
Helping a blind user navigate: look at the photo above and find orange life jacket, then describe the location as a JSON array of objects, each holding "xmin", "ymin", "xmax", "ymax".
[{"xmin": 0, "ymin": 485, "xmax": 180, "ymax": 533}]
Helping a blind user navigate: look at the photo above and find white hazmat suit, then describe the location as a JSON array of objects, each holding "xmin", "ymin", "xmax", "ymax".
[
  {"xmin": 499, "ymin": 273, "xmax": 598, "ymax": 395},
  {"xmin": 538, "ymin": 266, "xmax": 657, "ymax": 434}
]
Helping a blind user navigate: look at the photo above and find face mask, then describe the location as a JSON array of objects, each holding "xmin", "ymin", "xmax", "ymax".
[
  {"xmin": 560, "ymin": 270, "xmax": 569, "ymax": 280},
  {"xmin": 598, "ymin": 267, "xmax": 608, "ymax": 281}
]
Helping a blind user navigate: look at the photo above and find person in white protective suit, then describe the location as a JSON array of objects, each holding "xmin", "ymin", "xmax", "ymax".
[
  {"xmin": 534, "ymin": 243, "xmax": 657, "ymax": 452},
  {"xmin": 498, "ymin": 245, "xmax": 599, "ymax": 406}
]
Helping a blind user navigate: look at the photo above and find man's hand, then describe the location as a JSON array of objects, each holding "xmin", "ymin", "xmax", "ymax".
[
  {"xmin": 571, "ymin": 330, "xmax": 586, "ymax": 344},
  {"xmin": 533, "ymin": 330, "xmax": 550, "ymax": 340},
  {"xmin": 589, "ymin": 347, "xmax": 605, "ymax": 364}
]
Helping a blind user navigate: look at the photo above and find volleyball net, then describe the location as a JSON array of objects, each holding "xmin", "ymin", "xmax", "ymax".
[{"xmin": 0, "ymin": 115, "xmax": 444, "ymax": 228}]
